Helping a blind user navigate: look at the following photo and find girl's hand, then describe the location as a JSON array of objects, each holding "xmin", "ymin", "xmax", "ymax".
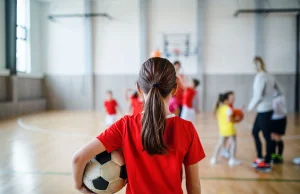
[{"xmin": 77, "ymin": 185, "xmax": 95, "ymax": 194}]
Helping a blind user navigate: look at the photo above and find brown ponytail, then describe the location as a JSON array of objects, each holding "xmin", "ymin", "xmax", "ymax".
[
  {"xmin": 214, "ymin": 93, "xmax": 223, "ymax": 115},
  {"xmin": 214, "ymin": 91, "xmax": 234, "ymax": 115},
  {"xmin": 137, "ymin": 58, "xmax": 176, "ymax": 155}
]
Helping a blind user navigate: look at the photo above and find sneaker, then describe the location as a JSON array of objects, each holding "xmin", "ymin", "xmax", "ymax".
[
  {"xmin": 252, "ymin": 158, "xmax": 263, "ymax": 168},
  {"xmin": 293, "ymin": 157, "xmax": 300, "ymax": 165},
  {"xmin": 255, "ymin": 162, "xmax": 271, "ymax": 172},
  {"xmin": 228, "ymin": 158, "xmax": 241, "ymax": 167},
  {"xmin": 273, "ymin": 155, "xmax": 283, "ymax": 164},
  {"xmin": 210, "ymin": 157, "xmax": 217, "ymax": 165},
  {"xmin": 221, "ymin": 149, "xmax": 230, "ymax": 159},
  {"xmin": 271, "ymin": 154, "xmax": 277, "ymax": 164}
]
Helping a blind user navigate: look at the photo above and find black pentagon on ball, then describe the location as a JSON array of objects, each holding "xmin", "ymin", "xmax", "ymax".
[
  {"xmin": 95, "ymin": 151, "xmax": 111, "ymax": 165},
  {"xmin": 120, "ymin": 165, "xmax": 127, "ymax": 179},
  {"xmin": 92, "ymin": 176, "xmax": 109, "ymax": 190}
]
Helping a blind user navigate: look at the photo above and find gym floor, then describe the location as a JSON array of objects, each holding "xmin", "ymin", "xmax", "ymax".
[
  {"xmin": 1, "ymin": 0, "xmax": 300, "ymax": 193},
  {"xmin": 0, "ymin": 112, "xmax": 299, "ymax": 194}
]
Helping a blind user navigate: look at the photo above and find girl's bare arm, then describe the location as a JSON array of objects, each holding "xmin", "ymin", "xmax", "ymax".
[
  {"xmin": 72, "ymin": 139, "xmax": 106, "ymax": 192},
  {"xmin": 185, "ymin": 162, "xmax": 201, "ymax": 194}
]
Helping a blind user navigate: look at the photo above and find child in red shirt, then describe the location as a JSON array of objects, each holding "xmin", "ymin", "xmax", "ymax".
[
  {"xmin": 173, "ymin": 61, "xmax": 185, "ymax": 116},
  {"xmin": 104, "ymin": 90, "xmax": 120, "ymax": 126},
  {"xmin": 181, "ymin": 79, "xmax": 200, "ymax": 124},
  {"xmin": 72, "ymin": 58, "xmax": 205, "ymax": 194},
  {"xmin": 125, "ymin": 88, "xmax": 144, "ymax": 115}
]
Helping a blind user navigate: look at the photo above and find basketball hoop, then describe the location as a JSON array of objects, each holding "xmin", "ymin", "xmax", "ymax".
[{"xmin": 173, "ymin": 48, "xmax": 181, "ymax": 56}]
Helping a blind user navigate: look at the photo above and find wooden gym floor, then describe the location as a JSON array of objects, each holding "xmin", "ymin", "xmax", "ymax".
[{"xmin": 0, "ymin": 111, "xmax": 299, "ymax": 194}]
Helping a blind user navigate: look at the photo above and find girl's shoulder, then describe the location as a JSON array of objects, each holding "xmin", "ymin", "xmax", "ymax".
[
  {"xmin": 217, "ymin": 104, "xmax": 231, "ymax": 115},
  {"xmin": 170, "ymin": 116, "xmax": 197, "ymax": 135},
  {"xmin": 122, "ymin": 113, "xmax": 142, "ymax": 121},
  {"xmin": 219, "ymin": 104, "xmax": 230, "ymax": 110},
  {"xmin": 255, "ymin": 72, "xmax": 268, "ymax": 81}
]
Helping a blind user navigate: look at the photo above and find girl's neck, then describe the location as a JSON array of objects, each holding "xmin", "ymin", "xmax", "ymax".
[
  {"xmin": 164, "ymin": 101, "xmax": 172, "ymax": 115},
  {"xmin": 163, "ymin": 96, "xmax": 173, "ymax": 115}
]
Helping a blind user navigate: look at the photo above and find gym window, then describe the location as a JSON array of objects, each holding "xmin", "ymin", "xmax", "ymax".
[{"xmin": 16, "ymin": 0, "xmax": 30, "ymax": 73}]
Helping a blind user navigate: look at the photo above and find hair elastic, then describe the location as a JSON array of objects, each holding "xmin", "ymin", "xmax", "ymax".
[{"xmin": 152, "ymin": 83, "xmax": 159, "ymax": 88}]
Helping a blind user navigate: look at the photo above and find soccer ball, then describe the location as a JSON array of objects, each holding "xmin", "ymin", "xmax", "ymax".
[{"xmin": 83, "ymin": 150, "xmax": 127, "ymax": 194}]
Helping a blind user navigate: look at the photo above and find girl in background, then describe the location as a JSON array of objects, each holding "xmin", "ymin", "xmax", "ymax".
[
  {"xmin": 125, "ymin": 88, "xmax": 144, "ymax": 115},
  {"xmin": 210, "ymin": 91, "xmax": 241, "ymax": 167},
  {"xmin": 172, "ymin": 61, "xmax": 185, "ymax": 116},
  {"xmin": 181, "ymin": 78, "xmax": 200, "ymax": 124},
  {"xmin": 73, "ymin": 58, "xmax": 205, "ymax": 194},
  {"xmin": 104, "ymin": 90, "xmax": 121, "ymax": 127},
  {"xmin": 220, "ymin": 92, "xmax": 243, "ymax": 159},
  {"xmin": 271, "ymin": 93, "xmax": 287, "ymax": 164}
]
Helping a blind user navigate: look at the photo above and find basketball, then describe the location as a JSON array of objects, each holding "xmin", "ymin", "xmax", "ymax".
[
  {"xmin": 83, "ymin": 150, "xmax": 127, "ymax": 194},
  {"xmin": 233, "ymin": 109, "xmax": 244, "ymax": 122}
]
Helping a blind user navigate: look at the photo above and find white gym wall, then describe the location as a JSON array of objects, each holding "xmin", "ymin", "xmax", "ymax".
[{"xmin": 0, "ymin": 0, "xmax": 296, "ymax": 112}]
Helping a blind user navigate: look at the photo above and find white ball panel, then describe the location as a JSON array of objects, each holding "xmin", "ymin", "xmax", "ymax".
[
  {"xmin": 83, "ymin": 159, "xmax": 102, "ymax": 180},
  {"xmin": 107, "ymin": 178, "xmax": 126, "ymax": 193},
  {"xmin": 83, "ymin": 159, "xmax": 105, "ymax": 194},
  {"xmin": 100, "ymin": 161, "xmax": 120, "ymax": 182}
]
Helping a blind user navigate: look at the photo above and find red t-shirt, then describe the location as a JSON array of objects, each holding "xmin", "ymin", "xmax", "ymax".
[
  {"xmin": 175, "ymin": 77, "xmax": 184, "ymax": 106},
  {"xmin": 130, "ymin": 96, "xmax": 144, "ymax": 115},
  {"xmin": 97, "ymin": 113, "xmax": 205, "ymax": 194},
  {"xmin": 182, "ymin": 87, "xmax": 196, "ymax": 108},
  {"xmin": 104, "ymin": 99, "xmax": 118, "ymax": 115}
]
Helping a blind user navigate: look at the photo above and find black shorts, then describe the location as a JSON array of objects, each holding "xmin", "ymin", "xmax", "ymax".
[{"xmin": 271, "ymin": 117, "xmax": 287, "ymax": 135}]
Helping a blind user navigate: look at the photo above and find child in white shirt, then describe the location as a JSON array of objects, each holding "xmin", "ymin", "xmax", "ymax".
[{"xmin": 271, "ymin": 94, "xmax": 287, "ymax": 164}]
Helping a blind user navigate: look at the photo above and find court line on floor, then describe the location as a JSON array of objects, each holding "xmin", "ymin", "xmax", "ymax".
[
  {"xmin": 17, "ymin": 118, "xmax": 94, "ymax": 137},
  {"xmin": 200, "ymin": 177, "xmax": 300, "ymax": 182},
  {"xmin": 0, "ymin": 169, "xmax": 71, "ymax": 176},
  {"xmin": 199, "ymin": 134, "xmax": 300, "ymax": 140},
  {"xmin": 1, "ymin": 169, "xmax": 299, "ymax": 182},
  {"xmin": 17, "ymin": 117, "xmax": 300, "ymax": 140}
]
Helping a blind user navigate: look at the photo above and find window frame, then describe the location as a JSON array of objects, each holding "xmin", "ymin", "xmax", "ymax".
[{"xmin": 16, "ymin": 0, "xmax": 31, "ymax": 73}]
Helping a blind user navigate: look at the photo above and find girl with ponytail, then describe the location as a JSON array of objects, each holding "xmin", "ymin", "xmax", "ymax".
[
  {"xmin": 72, "ymin": 57, "xmax": 205, "ymax": 194},
  {"xmin": 210, "ymin": 91, "xmax": 241, "ymax": 167},
  {"xmin": 214, "ymin": 93, "xmax": 225, "ymax": 116}
]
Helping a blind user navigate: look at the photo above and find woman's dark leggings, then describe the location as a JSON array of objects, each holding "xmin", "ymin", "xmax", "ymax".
[{"xmin": 252, "ymin": 111, "xmax": 273, "ymax": 163}]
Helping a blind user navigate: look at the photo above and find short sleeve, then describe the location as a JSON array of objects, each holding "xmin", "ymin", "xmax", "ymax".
[
  {"xmin": 114, "ymin": 100, "xmax": 118, "ymax": 106},
  {"xmin": 226, "ymin": 108, "xmax": 233, "ymax": 121},
  {"xmin": 226, "ymin": 107, "xmax": 232, "ymax": 116},
  {"xmin": 97, "ymin": 116, "xmax": 127, "ymax": 152},
  {"xmin": 184, "ymin": 123, "xmax": 205, "ymax": 166}
]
